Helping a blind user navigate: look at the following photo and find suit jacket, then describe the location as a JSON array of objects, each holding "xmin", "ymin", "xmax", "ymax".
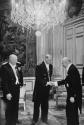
[
  {"xmin": 0, "ymin": 63, "xmax": 23, "ymax": 102},
  {"xmin": 82, "ymin": 67, "xmax": 84, "ymax": 84},
  {"xmin": 33, "ymin": 61, "xmax": 53, "ymax": 102},
  {"xmin": 58, "ymin": 64, "xmax": 82, "ymax": 113}
]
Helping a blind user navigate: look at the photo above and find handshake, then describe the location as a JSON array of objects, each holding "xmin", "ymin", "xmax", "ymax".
[{"xmin": 46, "ymin": 81, "xmax": 58, "ymax": 86}]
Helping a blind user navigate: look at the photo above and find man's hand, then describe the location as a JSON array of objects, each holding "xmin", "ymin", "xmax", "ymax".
[
  {"xmin": 46, "ymin": 81, "xmax": 52, "ymax": 86},
  {"xmin": 6, "ymin": 93, "xmax": 12, "ymax": 101},
  {"xmin": 54, "ymin": 81, "xmax": 58, "ymax": 86},
  {"xmin": 50, "ymin": 81, "xmax": 58, "ymax": 86},
  {"xmin": 46, "ymin": 81, "xmax": 58, "ymax": 86},
  {"xmin": 70, "ymin": 97, "xmax": 75, "ymax": 103},
  {"xmin": 78, "ymin": 108, "xmax": 81, "ymax": 115}
]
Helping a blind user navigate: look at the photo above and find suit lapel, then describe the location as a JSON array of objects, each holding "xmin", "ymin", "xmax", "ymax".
[
  {"xmin": 42, "ymin": 61, "xmax": 48, "ymax": 74},
  {"xmin": 43, "ymin": 61, "xmax": 51, "ymax": 75},
  {"xmin": 42, "ymin": 61, "xmax": 51, "ymax": 80},
  {"xmin": 67, "ymin": 64, "xmax": 73, "ymax": 74},
  {"xmin": 7, "ymin": 63, "xmax": 16, "ymax": 79}
]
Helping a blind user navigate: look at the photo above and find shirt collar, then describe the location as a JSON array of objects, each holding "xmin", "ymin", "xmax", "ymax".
[
  {"xmin": 66, "ymin": 63, "xmax": 72, "ymax": 72},
  {"xmin": 44, "ymin": 61, "xmax": 49, "ymax": 66},
  {"xmin": 9, "ymin": 63, "xmax": 16, "ymax": 68},
  {"xmin": 44, "ymin": 61, "xmax": 49, "ymax": 71}
]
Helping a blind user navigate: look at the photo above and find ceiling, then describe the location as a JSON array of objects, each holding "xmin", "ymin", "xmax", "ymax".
[{"xmin": 0, "ymin": 0, "xmax": 84, "ymax": 17}]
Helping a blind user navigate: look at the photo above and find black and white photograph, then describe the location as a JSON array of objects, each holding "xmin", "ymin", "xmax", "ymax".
[{"xmin": 0, "ymin": 0, "xmax": 84, "ymax": 125}]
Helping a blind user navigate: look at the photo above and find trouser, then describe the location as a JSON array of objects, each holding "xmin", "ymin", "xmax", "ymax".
[
  {"xmin": 5, "ymin": 100, "xmax": 18, "ymax": 125},
  {"xmin": 16, "ymin": 88, "xmax": 20, "ymax": 121},
  {"xmin": 33, "ymin": 100, "xmax": 48, "ymax": 123},
  {"xmin": 66, "ymin": 102, "xmax": 79, "ymax": 125},
  {"xmin": 5, "ymin": 86, "xmax": 20, "ymax": 125}
]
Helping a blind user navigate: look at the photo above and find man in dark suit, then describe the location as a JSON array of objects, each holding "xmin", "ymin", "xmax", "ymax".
[
  {"xmin": 32, "ymin": 54, "xmax": 53, "ymax": 125},
  {"xmin": 82, "ymin": 66, "xmax": 84, "ymax": 85},
  {"xmin": 53, "ymin": 57, "xmax": 82, "ymax": 125},
  {"xmin": 0, "ymin": 53, "xmax": 23, "ymax": 125}
]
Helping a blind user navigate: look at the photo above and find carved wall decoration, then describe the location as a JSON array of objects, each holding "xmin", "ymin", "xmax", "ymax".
[
  {"xmin": 0, "ymin": 13, "xmax": 37, "ymax": 77},
  {"xmin": 23, "ymin": 29, "xmax": 37, "ymax": 77}
]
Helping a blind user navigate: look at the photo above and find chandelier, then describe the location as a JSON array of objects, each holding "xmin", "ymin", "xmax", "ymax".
[{"xmin": 11, "ymin": 0, "xmax": 67, "ymax": 30}]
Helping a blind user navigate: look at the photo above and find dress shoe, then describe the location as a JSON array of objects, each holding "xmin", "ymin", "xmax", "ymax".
[{"xmin": 41, "ymin": 120, "xmax": 48, "ymax": 125}]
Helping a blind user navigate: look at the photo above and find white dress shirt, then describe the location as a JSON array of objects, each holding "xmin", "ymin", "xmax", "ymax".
[
  {"xmin": 9, "ymin": 63, "xmax": 19, "ymax": 85},
  {"xmin": 44, "ymin": 61, "xmax": 49, "ymax": 72}
]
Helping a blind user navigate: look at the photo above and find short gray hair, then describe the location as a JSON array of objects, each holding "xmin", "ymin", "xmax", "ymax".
[{"xmin": 62, "ymin": 57, "xmax": 71, "ymax": 63}]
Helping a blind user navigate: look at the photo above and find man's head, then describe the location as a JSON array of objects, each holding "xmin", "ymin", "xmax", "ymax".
[
  {"xmin": 62, "ymin": 57, "xmax": 71, "ymax": 68},
  {"xmin": 9, "ymin": 54, "xmax": 18, "ymax": 66},
  {"xmin": 45, "ymin": 54, "xmax": 52, "ymax": 64}
]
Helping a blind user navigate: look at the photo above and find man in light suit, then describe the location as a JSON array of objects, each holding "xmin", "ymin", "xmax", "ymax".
[
  {"xmin": 32, "ymin": 54, "xmax": 53, "ymax": 125},
  {"xmin": 53, "ymin": 57, "xmax": 82, "ymax": 125},
  {"xmin": 1, "ymin": 53, "xmax": 23, "ymax": 125}
]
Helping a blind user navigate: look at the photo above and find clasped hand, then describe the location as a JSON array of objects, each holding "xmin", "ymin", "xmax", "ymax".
[
  {"xmin": 6, "ymin": 93, "xmax": 12, "ymax": 100},
  {"xmin": 70, "ymin": 97, "xmax": 75, "ymax": 103},
  {"xmin": 46, "ymin": 81, "xmax": 58, "ymax": 86}
]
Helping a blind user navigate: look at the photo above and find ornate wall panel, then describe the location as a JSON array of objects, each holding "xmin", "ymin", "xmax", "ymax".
[
  {"xmin": 52, "ymin": 25, "xmax": 64, "ymax": 78},
  {"xmin": 65, "ymin": 27, "xmax": 74, "ymax": 61},
  {"xmin": 75, "ymin": 35, "xmax": 84, "ymax": 65},
  {"xmin": 64, "ymin": 20, "xmax": 84, "ymax": 76}
]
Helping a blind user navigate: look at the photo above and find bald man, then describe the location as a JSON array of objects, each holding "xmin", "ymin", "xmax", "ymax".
[
  {"xmin": 0, "ymin": 54, "xmax": 23, "ymax": 125},
  {"xmin": 54, "ymin": 57, "xmax": 82, "ymax": 125},
  {"xmin": 32, "ymin": 54, "xmax": 53, "ymax": 125}
]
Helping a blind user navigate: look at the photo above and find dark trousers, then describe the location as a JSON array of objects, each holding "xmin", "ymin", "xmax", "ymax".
[
  {"xmin": 33, "ymin": 100, "xmax": 48, "ymax": 123},
  {"xmin": 16, "ymin": 88, "xmax": 20, "ymax": 121},
  {"xmin": 5, "ymin": 100, "xmax": 18, "ymax": 125},
  {"xmin": 5, "ymin": 86, "xmax": 20, "ymax": 125},
  {"xmin": 66, "ymin": 102, "xmax": 79, "ymax": 125}
]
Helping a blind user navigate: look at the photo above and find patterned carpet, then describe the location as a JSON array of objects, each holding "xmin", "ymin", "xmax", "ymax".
[
  {"xmin": 19, "ymin": 100, "xmax": 65, "ymax": 125},
  {"xmin": 18, "ymin": 99, "xmax": 84, "ymax": 125},
  {"xmin": 1, "ymin": 99, "xmax": 84, "ymax": 125}
]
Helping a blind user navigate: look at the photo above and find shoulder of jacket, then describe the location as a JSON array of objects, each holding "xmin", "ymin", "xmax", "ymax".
[
  {"xmin": 1, "ymin": 62, "xmax": 8, "ymax": 69},
  {"xmin": 36, "ymin": 61, "xmax": 43, "ymax": 66},
  {"xmin": 36, "ymin": 64, "xmax": 40, "ymax": 69},
  {"xmin": 17, "ymin": 62, "xmax": 21, "ymax": 66},
  {"xmin": 1, "ymin": 62, "xmax": 8, "ymax": 66},
  {"xmin": 0, "ymin": 63, "xmax": 8, "ymax": 72},
  {"xmin": 35, "ymin": 62, "xmax": 43, "ymax": 70}
]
